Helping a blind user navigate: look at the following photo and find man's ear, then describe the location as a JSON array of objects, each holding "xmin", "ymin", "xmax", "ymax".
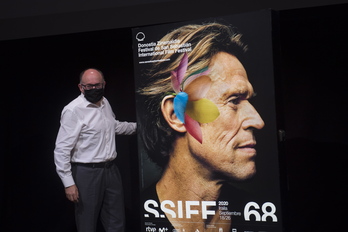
[
  {"xmin": 161, "ymin": 95, "xmax": 187, "ymax": 133},
  {"xmin": 78, "ymin": 84, "xmax": 84, "ymax": 93}
]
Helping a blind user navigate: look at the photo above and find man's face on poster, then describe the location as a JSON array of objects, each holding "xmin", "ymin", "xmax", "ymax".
[{"xmin": 188, "ymin": 52, "xmax": 265, "ymax": 182}]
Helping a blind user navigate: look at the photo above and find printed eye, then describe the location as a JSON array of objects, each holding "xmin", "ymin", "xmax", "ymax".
[
  {"xmin": 229, "ymin": 96, "xmax": 241, "ymax": 105},
  {"xmin": 227, "ymin": 92, "xmax": 253, "ymax": 107},
  {"xmin": 229, "ymin": 93, "xmax": 247, "ymax": 105}
]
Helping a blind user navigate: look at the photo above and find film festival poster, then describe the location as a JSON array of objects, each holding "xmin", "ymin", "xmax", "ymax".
[{"xmin": 132, "ymin": 9, "xmax": 283, "ymax": 232}]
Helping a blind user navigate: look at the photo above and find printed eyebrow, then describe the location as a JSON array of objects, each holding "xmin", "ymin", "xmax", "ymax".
[{"xmin": 226, "ymin": 89, "xmax": 254, "ymax": 100}]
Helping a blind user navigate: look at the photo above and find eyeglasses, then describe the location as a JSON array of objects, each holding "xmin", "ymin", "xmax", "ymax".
[{"xmin": 80, "ymin": 83, "xmax": 104, "ymax": 90}]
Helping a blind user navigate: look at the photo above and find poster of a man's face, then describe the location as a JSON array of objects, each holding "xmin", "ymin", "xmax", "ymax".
[{"xmin": 132, "ymin": 9, "xmax": 283, "ymax": 232}]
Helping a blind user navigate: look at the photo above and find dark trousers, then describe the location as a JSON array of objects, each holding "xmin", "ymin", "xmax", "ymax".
[{"xmin": 72, "ymin": 163, "xmax": 125, "ymax": 232}]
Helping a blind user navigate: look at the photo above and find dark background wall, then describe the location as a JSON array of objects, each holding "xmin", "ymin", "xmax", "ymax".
[
  {"xmin": 1, "ymin": 1, "xmax": 348, "ymax": 232},
  {"xmin": 279, "ymin": 5, "xmax": 348, "ymax": 231},
  {"xmin": 1, "ymin": 0, "xmax": 348, "ymax": 41}
]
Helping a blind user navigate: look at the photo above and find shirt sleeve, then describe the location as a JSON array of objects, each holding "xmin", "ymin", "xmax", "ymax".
[
  {"xmin": 115, "ymin": 120, "xmax": 137, "ymax": 135},
  {"xmin": 54, "ymin": 108, "xmax": 82, "ymax": 187}
]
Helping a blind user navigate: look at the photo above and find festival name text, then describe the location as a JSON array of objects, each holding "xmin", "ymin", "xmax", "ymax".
[{"xmin": 138, "ymin": 40, "xmax": 192, "ymax": 58}]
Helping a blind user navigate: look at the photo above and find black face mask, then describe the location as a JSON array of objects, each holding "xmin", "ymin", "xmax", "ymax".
[{"xmin": 84, "ymin": 88, "xmax": 104, "ymax": 103}]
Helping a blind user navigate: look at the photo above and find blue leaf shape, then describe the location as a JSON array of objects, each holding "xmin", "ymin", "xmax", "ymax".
[{"xmin": 173, "ymin": 92, "xmax": 188, "ymax": 123}]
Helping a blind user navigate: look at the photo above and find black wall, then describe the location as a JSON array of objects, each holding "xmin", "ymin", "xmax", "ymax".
[
  {"xmin": 1, "ymin": 3, "xmax": 348, "ymax": 232},
  {"xmin": 279, "ymin": 4, "xmax": 348, "ymax": 231},
  {"xmin": 1, "ymin": 0, "xmax": 348, "ymax": 41}
]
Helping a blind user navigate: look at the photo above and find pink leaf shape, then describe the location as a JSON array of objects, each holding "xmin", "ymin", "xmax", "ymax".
[
  {"xmin": 171, "ymin": 53, "xmax": 188, "ymax": 93},
  {"xmin": 184, "ymin": 113, "xmax": 202, "ymax": 143},
  {"xmin": 183, "ymin": 68, "xmax": 210, "ymax": 88},
  {"xmin": 184, "ymin": 75, "xmax": 212, "ymax": 101},
  {"xmin": 176, "ymin": 53, "xmax": 188, "ymax": 84},
  {"xmin": 171, "ymin": 71, "xmax": 180, "ymax": 93}
]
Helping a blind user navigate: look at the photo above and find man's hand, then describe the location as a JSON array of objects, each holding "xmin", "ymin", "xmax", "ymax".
[{"xmin": 65, "ymin": 185, "xmax": 79, "ymax": 203}]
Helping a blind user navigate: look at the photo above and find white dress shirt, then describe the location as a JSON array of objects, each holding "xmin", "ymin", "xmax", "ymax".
[{"xmin": 54, "ymin": 94, "xmax": 136, "ymax": 187}]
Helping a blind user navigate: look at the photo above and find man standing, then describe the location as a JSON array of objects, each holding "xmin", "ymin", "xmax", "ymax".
[{"xmin": 54, "ymin": 68, "xmax": 136, "ymax": 232}]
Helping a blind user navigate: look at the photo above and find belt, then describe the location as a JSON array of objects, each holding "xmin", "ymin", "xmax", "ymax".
[{"xmin": 72, "ymin": 160, "xmax": 115, "ymax": 168}]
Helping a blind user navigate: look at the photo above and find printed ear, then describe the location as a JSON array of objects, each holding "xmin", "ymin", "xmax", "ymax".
[{"xmin": 161, "ymin": 95, "xmax": 187, "ymax": 133}]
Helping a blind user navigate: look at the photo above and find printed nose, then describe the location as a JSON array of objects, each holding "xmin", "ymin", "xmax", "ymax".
[{"xmin": 242, "ymin": 101, "xmax": 265, "ymax": 130}]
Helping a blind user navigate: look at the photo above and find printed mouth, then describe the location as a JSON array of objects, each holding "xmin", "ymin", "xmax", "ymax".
[
  {"xmin": 237, "ymin": 142, "xmax": 257, "ymax": 155},
  {"xmin": 238, "ymin": 143, "xmax": 256, "ymax": 149}
]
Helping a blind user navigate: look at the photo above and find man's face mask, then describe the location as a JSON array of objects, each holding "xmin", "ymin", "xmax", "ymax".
[{"xmin": 84, "ymin": 88, "xmax": 104, "ymax": 103}]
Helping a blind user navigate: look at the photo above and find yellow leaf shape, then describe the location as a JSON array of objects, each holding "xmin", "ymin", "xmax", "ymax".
[{"xmin": 186, "ymin": 98, "xmax": 220, "ymax": 123}]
